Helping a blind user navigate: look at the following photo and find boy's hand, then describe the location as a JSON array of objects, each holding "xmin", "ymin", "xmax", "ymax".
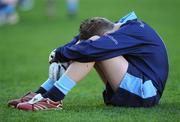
[
  {"xmin": 48, "ymin": 49, "xmax": 58, "ymax": 64},
  {"xmin": 49, "ymin": 62, "xmax": 70, "ymax": 81}
]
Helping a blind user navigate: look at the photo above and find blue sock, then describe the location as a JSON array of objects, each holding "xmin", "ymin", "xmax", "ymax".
[
  {"xmin": 35, "ymin": 79, "xmax": 55, "ymax": 94},
  {"xmin": 43, "ymin": 74, "xmax": 76, "ymax": 101},
  {"xmin": 41, "ymin": 78, "xmax": 55, "ymax": 91},
  {"xmin": 54, "ymin": 74, "xmax": 76, "ymax": 95}
]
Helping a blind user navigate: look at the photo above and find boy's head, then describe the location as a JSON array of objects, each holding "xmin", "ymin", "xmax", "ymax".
[{"xmin": 79, "ymin": 17, "xmax": 114, "ymax": 40}]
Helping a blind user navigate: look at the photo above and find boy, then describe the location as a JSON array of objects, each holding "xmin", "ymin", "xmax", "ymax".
[{"xmin": 8, "ymin": 12, "xmax": 169, "ymax": 111}]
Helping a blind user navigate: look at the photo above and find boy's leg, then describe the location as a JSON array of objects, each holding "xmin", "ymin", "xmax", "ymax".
[
  {"xmin": 65, "ymin": 62, "xmax": 95, "ymax": 82},
  {"xmin": 42, "ymin": 62, "xmax": 95, "ymax": 102},
  {"xmin": 37, "ymin": 56, "xmax": 124, "ymax": 93},
  {"xmin": 36, "ymin": 62, "xmax": 67, "ymax": 94},
  {"xmin": 47, "ymin": 55, "xmax": 127, "ymax": 95},
  {"xmin": 95, "ymin": 56, "xmax": 159, "ymax": 107},
  {"xmin": 94, "ymin": 64, "xmax": 108, "ymax": 84},
  {"xmin": 17, "ymin": 62, "xmax": 96, "ymax": 111},
  {"xmin": 34, "ymin": 56, "xmax": 126, "ymax": 102},
  {"xmin": 95, "ymin": 56, "xmax": 128, "ymax": 92},
  {"xmin": 94, "ymin": 56, "xmax": 128, "ymax": 105},
  {"xmin": 42, "ymin": 56, "xmax": 127, "ymax": 102}
]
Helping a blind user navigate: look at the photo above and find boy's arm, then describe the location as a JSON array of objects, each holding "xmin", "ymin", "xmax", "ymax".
[
  {"xmin": 48, "ymin": 35, "xmax": 80, "ymax": 81},
  {"xmin": 48, "ymin": 35, "xmax": 79, "ymax": 63},
  {"xmin": 53, "ymin": 33, "xmax": 148, "ymax": 63}
]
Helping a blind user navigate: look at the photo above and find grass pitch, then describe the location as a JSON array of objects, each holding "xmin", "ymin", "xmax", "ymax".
[{"xmin": 0, "ymin": 0, "xmax": 180, "ymax": 122}]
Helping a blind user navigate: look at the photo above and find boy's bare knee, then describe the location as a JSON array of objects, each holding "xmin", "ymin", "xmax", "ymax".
[{"xmin": 65, "ymin": 61, "xmax": 95, "ymax": 82}]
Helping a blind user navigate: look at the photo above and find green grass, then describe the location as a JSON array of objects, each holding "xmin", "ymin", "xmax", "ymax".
[{"xmin": 0, "ymin": 0, "xmax": 180, "ymax": 122}]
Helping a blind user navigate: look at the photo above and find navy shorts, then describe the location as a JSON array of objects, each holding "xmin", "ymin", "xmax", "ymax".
[{"xmin": 102, "ymin": 63, "xmax": 160, "ymax": 107}]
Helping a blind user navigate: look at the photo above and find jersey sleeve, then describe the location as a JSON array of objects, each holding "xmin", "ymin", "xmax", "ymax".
[
  {"xmin": 55, "ymin": 21, "xmax": 157, "ymax": 62},
  {"xmin": 55, "ymin": 31, "xmax": 155, "ymax": 62}
]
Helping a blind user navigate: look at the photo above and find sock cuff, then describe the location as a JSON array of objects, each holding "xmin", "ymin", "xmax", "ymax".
[
  {"xmin": 43, "ymin": 86, "xmax": 65, "ymax": 101},
  {"xmin": 54, "ymin": 74, "xmax": 76, "ymax": 95}
]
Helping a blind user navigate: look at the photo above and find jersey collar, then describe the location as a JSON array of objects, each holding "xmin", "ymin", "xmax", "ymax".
[{"xmin": 118, "ymin": 11, "xmax": 137, "ymax": 25}]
